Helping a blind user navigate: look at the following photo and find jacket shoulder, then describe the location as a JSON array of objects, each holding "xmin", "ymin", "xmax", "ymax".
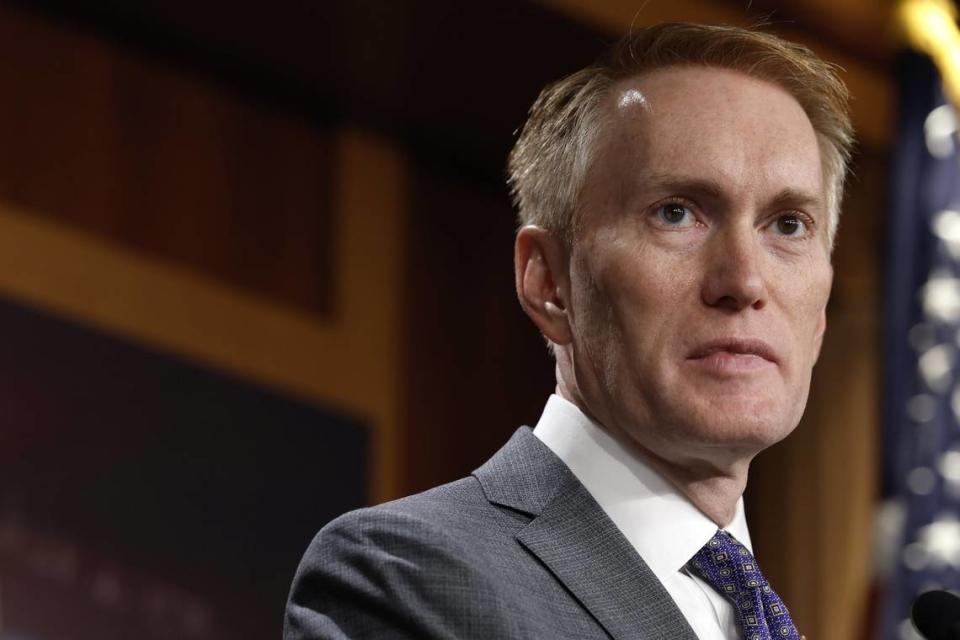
[{"xmin": 284, "ymin": 476, "xmax": 524, "ymax": 640}]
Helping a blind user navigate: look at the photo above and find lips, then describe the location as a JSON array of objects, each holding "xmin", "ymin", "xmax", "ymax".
[{"xmin": 687, "ymin": 338, "xmax": 780, "ymax": 366}]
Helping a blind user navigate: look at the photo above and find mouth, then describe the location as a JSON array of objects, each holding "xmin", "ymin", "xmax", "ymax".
[{"xmin": 687, "ymin": 338, "xmax": 779, "ymax": 373}]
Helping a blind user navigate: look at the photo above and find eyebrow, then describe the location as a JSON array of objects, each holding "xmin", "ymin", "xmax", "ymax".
[
  {"xmin": 641, "ymin": 174, "xmax": 725, "ymax": 199},
  {"xmin": 766, "ymin": 187, "xmax": 823, "ymax": 211},
  {"xmin": 636, "ymin": 173, "xmax": 824, "ymax": 211}
]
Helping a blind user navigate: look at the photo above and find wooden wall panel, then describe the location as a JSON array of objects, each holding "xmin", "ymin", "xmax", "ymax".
[
  {"xmin": 403, "ymin": 166, "xmax": 555, "ymax": 495},
  {"xmin": 0, "ymin": 5, "xmax": 334, "ymax": 315},
  {"xmin": 0, "ymin": 127, "xmax": 409, "ymax": 504}
]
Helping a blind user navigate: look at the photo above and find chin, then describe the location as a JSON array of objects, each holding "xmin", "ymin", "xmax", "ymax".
[
  {"xmin": 703, "ymin": 416, "xmax": 796, "ymax": 450},
  {"xmin": 672, "ymin": 395, "xmax": 802, "ymax": 451}
]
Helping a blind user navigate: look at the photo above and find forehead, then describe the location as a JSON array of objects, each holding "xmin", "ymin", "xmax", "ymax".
[{"xmin": 595, "ymin": 66, "xmax": 823, "ymax": 203}]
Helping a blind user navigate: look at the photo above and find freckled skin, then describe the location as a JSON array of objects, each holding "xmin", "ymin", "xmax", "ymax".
[{"xmin": 560, "ymin": 67, "xmax": 833, "ymax": 487}]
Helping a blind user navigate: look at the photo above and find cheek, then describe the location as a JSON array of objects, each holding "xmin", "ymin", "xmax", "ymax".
[
  {"xmin": 787, "ymin": 265, "xmax": 832, "ymax": 356},
  {"xmin": 572, "ymin": 228, "xmax": 702, "ymax": 366},
  {"xmin": 597, "ymin": 228, "xmax": 690, "ymax": 298},
  {"xmin": 570, "ymin": 249, "xmax": 644, "ymax": 359},
  {"xmin": 595, "ymin": 253, "xmax": 692, "ymax": 368}
]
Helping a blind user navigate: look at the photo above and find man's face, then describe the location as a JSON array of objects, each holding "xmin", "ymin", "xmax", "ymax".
[{"xmin": 565, "ymin": 66, "xmax": 832, "ymax": 468}]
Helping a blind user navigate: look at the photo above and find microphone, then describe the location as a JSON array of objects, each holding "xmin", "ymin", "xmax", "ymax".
[{"xmin": 912, "ymin": 590, "xmax": 960, "ymax": 640}]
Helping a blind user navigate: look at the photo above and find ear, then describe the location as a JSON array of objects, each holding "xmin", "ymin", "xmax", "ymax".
[{"xmin": 515, "ymin": 225, "xmax": 573, "ymax": 346}]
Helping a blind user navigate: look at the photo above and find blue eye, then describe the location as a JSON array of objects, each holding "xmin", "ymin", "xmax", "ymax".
[
  {"xmin": 657, "ymin": 202, "xmax": 695, "ymax": 227},
  {"xmin": 772, "ymin": 214, "xmax": 807, "ymax": 237}
]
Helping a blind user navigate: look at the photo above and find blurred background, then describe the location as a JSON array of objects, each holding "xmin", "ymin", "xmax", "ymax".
[{"xmin": 0, "ymin": 0, "xmax": 954, "ymax": 639}]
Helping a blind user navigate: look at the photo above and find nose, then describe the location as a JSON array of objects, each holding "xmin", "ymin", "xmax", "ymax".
[{"xmin": 700, "ymin": 227, "xmax": 768, "ymax": 312}]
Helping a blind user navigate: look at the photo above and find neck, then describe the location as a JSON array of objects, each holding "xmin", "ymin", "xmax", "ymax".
[
  {"xmin": 640, "ymin": 452, "xmax": 750, "ymax": 527},
  {"xmin": 554, "ymin": 377, "xmax": 751, "ymax": 528}
]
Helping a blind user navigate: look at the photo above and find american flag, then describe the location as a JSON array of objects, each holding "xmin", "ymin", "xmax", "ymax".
[{"xmin": 881, "ymin": 49, "xmax": 960, "ymax": 638}]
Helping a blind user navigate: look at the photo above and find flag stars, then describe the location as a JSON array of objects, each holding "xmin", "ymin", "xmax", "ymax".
[
  {"xmin": 951, "ymin": 385, "xmax": 960, "ymax": 423},
  {"xmin": 918, "ymin": 343, "xmax": 955, "ymax": 393},
  {"xmin": 925, "ymin": 105, "xmax": 958, "ymax": 159},
  {"xmin": 910, "ymin": 322, "xmax": 937, "ymax": 352},
  {"xmin": 922, "ymin": 273, "xmax": 960, "ymax": 324},
  {"xmin": 908, "ymin": 394, "xmax": 937, "ymax": 423},
  {"xmin": 932, "ymin": 209, "xmax": 960, "ymax": 259},
  {"xmin": 914, "ymin": 513, "xmax": 960, "ymax": 569},
  {"xmin": 907, "ymin": 466, "xmax": 938, "ymax": 495},
  {"xmin": 938, "ymin": 449, "xmax": 960, "ymax": 497}
]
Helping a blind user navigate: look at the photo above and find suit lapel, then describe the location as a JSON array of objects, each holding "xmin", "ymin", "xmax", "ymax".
[{"xmin": 474, "ymin": 428, "xmax": 698, "ymax": 640}]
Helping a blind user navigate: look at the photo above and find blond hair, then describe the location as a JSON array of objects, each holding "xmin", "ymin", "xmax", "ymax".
[{"xmin": 507, "ymin": 23, "xmax": 854, "ymax": 247}]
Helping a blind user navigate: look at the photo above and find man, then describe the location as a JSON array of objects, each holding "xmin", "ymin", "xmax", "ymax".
[{"xmin": 285, "ymin": 22, "xmax": 853, "ymax": 640}]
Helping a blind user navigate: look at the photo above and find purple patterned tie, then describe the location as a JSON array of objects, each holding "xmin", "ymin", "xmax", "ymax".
[{"xmin": 688, "ymin": 530, "xmax": 801, "ymax": 640}]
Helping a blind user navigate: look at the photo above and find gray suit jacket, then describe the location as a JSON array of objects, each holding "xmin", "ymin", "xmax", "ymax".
[{"xmin": 284, "ymin": 427, "xmax": 699, "ymax": 639}]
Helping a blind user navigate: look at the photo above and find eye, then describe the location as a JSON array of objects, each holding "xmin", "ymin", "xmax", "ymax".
[
  {"xmin": 771, "ymin": 213, "xmax": 809, "ymax": 237},
  {"xmin": 656, "ymin": 202, "xmax": 696, "ymax": 228}
]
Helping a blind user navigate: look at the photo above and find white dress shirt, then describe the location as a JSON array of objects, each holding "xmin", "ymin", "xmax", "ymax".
[{"xmin": 532, "ymin": 394, "xmax": 751, "ymax": 640}]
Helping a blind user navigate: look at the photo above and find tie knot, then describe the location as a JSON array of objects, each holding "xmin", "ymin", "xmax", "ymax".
[
  {"xmin": 688, "ymin": 530, "xmax": 800, "ymax": 640},
  {"xmin": 691, "ymin": 530, "xmax": 768, "ymax": 591}
]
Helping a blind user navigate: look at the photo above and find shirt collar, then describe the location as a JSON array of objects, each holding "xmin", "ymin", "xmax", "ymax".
[{"xmin": 532, "ymin": 394, "xmax": 752, "ymax": 582}]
